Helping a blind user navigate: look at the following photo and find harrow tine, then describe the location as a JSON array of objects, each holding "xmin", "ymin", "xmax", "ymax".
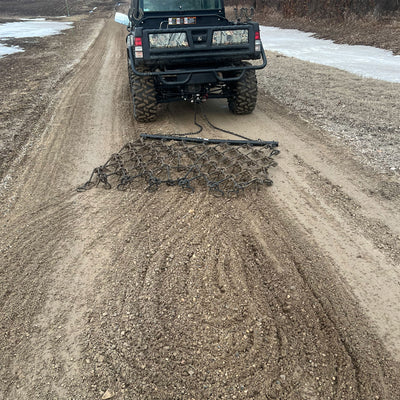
[{"xmin": 77, "ymin": 137, "xmax": 279, "ymax": 195}]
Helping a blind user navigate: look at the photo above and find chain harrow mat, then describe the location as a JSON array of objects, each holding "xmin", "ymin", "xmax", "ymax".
[{"xmin": 77, "ymin": 137, "xmax": 279, "ymax": 196}]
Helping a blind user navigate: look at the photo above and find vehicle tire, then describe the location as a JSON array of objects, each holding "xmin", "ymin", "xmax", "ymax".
[
  {"xmin": 227, "ymin": 62, "xmax": 257, "ymax": 115},
  {"xmin": 128, "ymin": 63, "xmax": 157, "ymax": 122}
]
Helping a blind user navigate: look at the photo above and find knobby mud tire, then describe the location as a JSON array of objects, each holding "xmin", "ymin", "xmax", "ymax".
[
  {"xmin": 128, "ymin": 64, "xmax": 157, "ymax": 123},
  {"xmin": 228, "ymin": 63, "xmax": 257, "ymax": 115}
]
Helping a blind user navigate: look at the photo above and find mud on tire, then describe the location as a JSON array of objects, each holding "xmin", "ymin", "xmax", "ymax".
[
  {"xmin": 128, "ymin": 64, "xmax": 157, "ymax": 122},
  {"xmin": 228, "ymin": 62, "xmax": 257, "ymax": 115}
]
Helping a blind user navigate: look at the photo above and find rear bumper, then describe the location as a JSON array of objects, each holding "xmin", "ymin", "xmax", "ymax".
[{"xmin": 128, "ymin": 44, "xmax": 267, "ymax": 84}]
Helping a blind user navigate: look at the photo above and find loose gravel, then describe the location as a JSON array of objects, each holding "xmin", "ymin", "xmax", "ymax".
[{"xmin": 257, "ymin": 52, "xmax": 400, "ymax": 175}]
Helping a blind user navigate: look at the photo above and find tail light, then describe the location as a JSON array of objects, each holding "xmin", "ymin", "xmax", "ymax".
[
  {"xmin": 134, "ymin": 36, "xmax": 143, "ymax": 58},
  {"xmin": 255, "ymin": 30, "xmax": 261, "ymax": 52}
]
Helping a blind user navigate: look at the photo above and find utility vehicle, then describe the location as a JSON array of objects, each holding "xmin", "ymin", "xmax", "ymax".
[{"xmin": 116, "ymin": 0, "xmax": 266, "ymax": 122}]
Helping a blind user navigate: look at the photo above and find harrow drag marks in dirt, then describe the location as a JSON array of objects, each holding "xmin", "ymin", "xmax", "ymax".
[{"xmin": 78, "ymin": 137, "xmax": 279, "ymax": 196}]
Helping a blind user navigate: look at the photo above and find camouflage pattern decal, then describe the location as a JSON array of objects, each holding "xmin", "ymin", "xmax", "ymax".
[
  {"xmin": 149, "ymin": 32, "xmax": 189, "ymax": 48},
  {"xmin": 212, "ymin": 30, "xmax": 249, "ymax": 46}
]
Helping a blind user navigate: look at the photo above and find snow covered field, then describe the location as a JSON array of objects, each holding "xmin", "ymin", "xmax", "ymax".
[
  {"xmin": 260, "ymin": 26, "xmax": 400, "ymax": 83},
  {"xmin": 0, "ymin": 18, "xmax": 73, "ymax": 57}
]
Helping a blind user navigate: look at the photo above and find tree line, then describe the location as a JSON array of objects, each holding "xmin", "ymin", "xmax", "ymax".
[{"xmin": 226, "ymin": 0, "xmax": 399, "ymax": 18}]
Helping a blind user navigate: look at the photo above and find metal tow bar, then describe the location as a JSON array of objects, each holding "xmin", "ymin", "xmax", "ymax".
[{"xmin": 140, "ymin": 134, "xmax": 279, "ymax": 148}]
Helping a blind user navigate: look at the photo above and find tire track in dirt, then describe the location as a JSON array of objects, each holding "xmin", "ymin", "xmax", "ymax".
[
  {"xmin": 1, "ymin": 17, "xmax": 400, "ymax": 400},
  {"xmin": 0, "ymin": 17, "xmax": 132, "ymax": 398},
  {"xmin": 80, "ymin": 189, "xmax": 399, "ymax": 399},
  {"xmin": 191, "ymin": 94, "xmax": 400, "ymax": 360}
]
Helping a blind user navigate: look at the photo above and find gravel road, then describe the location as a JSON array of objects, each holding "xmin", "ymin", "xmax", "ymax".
[{"xmin": 0, "ymin": 7, "xmax": 400, "ymax": 400}]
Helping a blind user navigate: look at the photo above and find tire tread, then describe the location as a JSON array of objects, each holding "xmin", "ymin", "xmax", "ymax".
[{"xmin": 228, "ymin": 62, "xmax": 257, "ymax": 115}]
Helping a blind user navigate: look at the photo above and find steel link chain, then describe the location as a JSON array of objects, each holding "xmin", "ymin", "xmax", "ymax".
[{"xmin": 77, "ymin": 138, "xmax": 279, "ymax": 196}]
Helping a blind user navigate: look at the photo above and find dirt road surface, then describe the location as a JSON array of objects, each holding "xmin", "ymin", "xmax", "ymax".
[{"xmin": 1, "ymin": 11, "xmax": 400, "ymax": 400}]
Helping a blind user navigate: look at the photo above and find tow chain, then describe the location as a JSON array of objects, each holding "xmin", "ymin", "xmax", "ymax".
[
  {"xmin": 77, "ymin": 107, "xmax": 279, "ymax": 196},
  {"xmin": 157, "ymin": 103, "xmax": 257, "ymax": 141}
]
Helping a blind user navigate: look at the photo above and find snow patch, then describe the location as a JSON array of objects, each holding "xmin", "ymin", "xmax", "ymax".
[
  {"xmin": 260, "ymin": 26, "xmax": 400, "ymax": 83},
  {"xmin": 0, "ymin": 19, "xmax": 74, "ymax": 58},
  {"xmin": 0, "ymin": 43, "xmax": 23, "ymax": 57}
]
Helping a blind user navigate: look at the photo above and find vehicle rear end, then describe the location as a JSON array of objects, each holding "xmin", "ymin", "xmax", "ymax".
[{"xmin": 126, "ymin": 0, "xmax": 266, "ymax": 121}]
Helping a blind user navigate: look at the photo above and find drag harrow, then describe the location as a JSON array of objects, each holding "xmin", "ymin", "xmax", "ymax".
[{"xmin": 77, "ymin": 136, "xmax": 279, "ymax": 196}]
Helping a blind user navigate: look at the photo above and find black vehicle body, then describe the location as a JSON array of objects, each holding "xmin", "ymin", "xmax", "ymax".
[{"xmin": 124, "ymin": 0, "xmax": 266, "ymax": 121}]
